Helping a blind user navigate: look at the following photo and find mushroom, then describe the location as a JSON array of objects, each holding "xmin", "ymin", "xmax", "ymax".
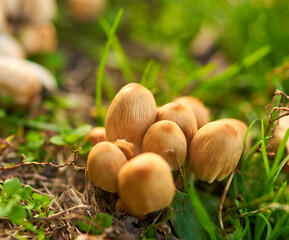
[
  {"xmin": 115, "ymin": 198, "xmax": 147, "ymax": 220},
  {"xmin": 216, "ymin": 118, "xmax": 251, "ymax": 156},
  {"xmin": 0, "ymin": 32, "xmax": 25, "ymax": 58},
  {"xmin": 1, "ymin": 0, "xmax": 56, "ymax": 27},
  {"xmin": 174, "ymin": 96, "xmax": 210, "ymax": 129},
  {"xmin": 186, "ymin": 120, "xmax": 243, "ymax": 183},
  {"xmin": 19, "ymin": 22, "xmax": 57, "ymax": 54},
  {"xmin": 142, "ymin": 120, "xmax": 187, "ymax": 170},
  {"xmin": 0, "ymin": 56, "xmax": 42, "ymax": 107},
  {"xmin": 157, "ymin": 102, "xmax": 197, "ymax": 144},
  {"xmin": 67, "ymin": 0, "xmax": 106, "ymax": 22},
  {"xmin": 105, "ymin": 83, "xmax": 157, "ymax": 145},
  {"xmin": 84, "ymin": 127, "xmax": 107, "ymax": 145},
  {"xmin": 87, "ymin": 141, "xmax": 127, "ymax": 193},
  {"xmin": 269, "ymin": 115, "xmax": 289, "ymax": 154},
  {"xmin": 118, "ymin": 153, "xmax": 175, "ymax": 215},
  {"xmin": 113, "ymin": 139, "xmax": 141, "ymax": 160}
]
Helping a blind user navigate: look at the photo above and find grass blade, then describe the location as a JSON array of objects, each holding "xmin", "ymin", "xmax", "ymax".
[
  {"xmin": 95, "ymin": 9, "xmax": 123, "ymax": 124},
  {"xmin": 98, "ymin": 17, "xmax": 135, "ymax": 83},
  {"xmin": 261, "ymin": 120, "xmax": 271, "ymax": 180},
  {"xmin": 257, "ymin": 213, "xmax": 272, "ymax": 240},
  {"xmin": 271, "ymin": 128, "xmax": 289, "ymax": 173}
]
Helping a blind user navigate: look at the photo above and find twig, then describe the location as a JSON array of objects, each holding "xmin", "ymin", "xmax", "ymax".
[
  {"xmin": 0, "ymin": 149, "xmax": 86, "ymax": 171},
  {"xmin": 218, "ymin": 171, "xmax": 235, "ymax": 234},
  {"xmin": 34, "ymin": 204, "xmax": 94, "ymax": 221}
]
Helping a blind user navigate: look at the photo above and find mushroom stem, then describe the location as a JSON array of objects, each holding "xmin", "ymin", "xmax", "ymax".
[{"xmin": 218, "ymin": 171, "xmax": 235, "ymax": 234}]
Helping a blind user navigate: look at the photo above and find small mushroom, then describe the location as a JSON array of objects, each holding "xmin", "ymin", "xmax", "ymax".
[
  {"xmin": 0, "ymin": 32, "xmax": 25, "ymax": 58},
  {"xmin": 105, "ymin": 83, "xmax": 157, "ymax": 145},
  {"xmin": 84, "ymin": 127, "xmax": 107, "ymax": 145},
  {"xmin": 87, "ymin": 141, "xmax": 127, "ymax": 193},
  {"xmin": 67, "ymin": 0, "xmax": 106, "ymax": 22},
  {"xmin": 142, "ymin": 120, "xmax": 187, "ymax": 170},
  {"xmin": 19, "ymin": 22, "xmax": 57, "ymax": 55},
  {"xmin": 157, "ymin": 102, "xmax": 197, "ymax": 144},
  {"xmin": 0, "ymin": 7, "xmax": 8, "ymax": 31},
  {"xmin": 174, "ymin": 96, "xmax": 210, "ymax": 129},
  {"xmin": 2, "ymin": 0, "xmax": 57, "ymax": 27},
  {"xmin": 118, "ymin": 153, "xmax": 175, "ymax": 215},
  {"xmin": 113, "ymin": 139, "xmax": 141, "ymax": 160},
  {"xmin": 269, "ymin": 115, "xmax": 289, "ymax": 153},
  {"xmin": 0, "ymin": 57, "xmax": 42, "ymax": 107},
  {"xmin": 186, "ymin": 121, "xmax": 243, "ymax": 183}
]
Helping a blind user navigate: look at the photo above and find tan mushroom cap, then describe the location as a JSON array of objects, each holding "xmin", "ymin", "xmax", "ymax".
[
  {"xmin": 187, "ymin": 121, "xmax": 243, "ymax": 183},
  {"xmin": 118, "ymin": 153, "xmax": 176, "ymax": 215},
  {"xmin": 157, "ymin": 102, "xmax": 197, "ymax": 144},
  {"xmin": 87, "ymin": 141, "xmax": 127, "ymax": 193},
  {"xmin": 142, "ymin": 120, "xmax": 187, "ymax": 170},
  {"xmin": 216, "ymin": 118, "xmax": 251, "ymax": 156},
  {"xmin": 0, "ymin": 57, "xmax": 42, "ymax": 107},
  {"xmin": 67, "ymin": 0, "xmax": 106, "ymax": 22},
  {"xmin": 84, "ymin": 127, "xmax": 107, "ymax": 145},
  {"xmin": 174, "ymin": 96, "xmax": 210, "ymax": 129},
  {"xmin": 105, "ymin": 83, "xmax": 157, "ymax": 145}
]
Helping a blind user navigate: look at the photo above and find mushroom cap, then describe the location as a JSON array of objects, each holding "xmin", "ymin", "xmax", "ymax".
[
  {"xmin": 216, "ymin": 118, "xmax": 251, "ymax": 155},
  {"xmin": 67, "ymin": 0, "xmax": 106, "ymax": 22},
  {"xmin": 20, "ymin": 22, "xmax": 57, "ymax": 55},
  {"xmin": 0, "ymin": 56, "xmax": 42, "ymax": 107},
  {"xmin": 87, "ymin": 141, "xmax": 127, "ymax": 193},
  {"xmin": 269, "ymin": 115, "xmax": 289, "ymax": 153},
  {"xmin": 142, "ymin": 120, "xmax": 187, "ymax": 170},
  {"xmin": 84, "ymin": 127, "xmax": 107, "ymax": 145},
  {"xmin": 118, "ymin": 152, "xmax": 175, "ymax": 215},
  {"xmin": 174, "ymin": 96, "xmax": 210, "ymax": 129},
  {"xmin": 187, "ymin": 121, "xmax": 243, "ymax": 183},
  {"xmin": 105, "ymin": 83, "xmax": 157, "ymax": 145},
  {"xmin": 113, "ymin": 139, "xmax": 141, "ymax": 160},
  {"xmin": 0, "ymin": 32, "xmax": 25, "ymax": 58},
  {"xmin": 2, "ymin": 0, "xmax": 57, "ymax": 24},
  {"xmin": 157, "ymin": 102, "xmax": 197, "ymax": 144}
]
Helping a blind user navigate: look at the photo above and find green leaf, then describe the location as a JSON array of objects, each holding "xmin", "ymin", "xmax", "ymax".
[
  {"xmin": 42, "ymin": 194, "xmax": 51, "ymax": 206},
  {"xmin": 50, "ymin": 135, "xmax": 66, "ymax": 145},
  {"xmin": 73, "ymin": 125, "xmax": 92, "ymax": 137},
  {"xmin": 170, "ymin": 191, "xmax": 208, "ymax": 240},
  {"xmin": 64, "ymin": 134, "xmax": 80, "ymax": 144},
  {"xmin": 0, "ymin": 108, "xmax": 6, "ymax": 119},
  {"xmin": 26, "ymin": 132, "xmax": 45, "ymax": 150},
  {"xmin": 94, "ymin": 213, "xmax": 113, "ymax": 229},
  {"xmin": 32, "ymin": 193, "xmax": 42, "ymax": 201},
  {"xmin": 8, "ymin": 204, "xmax": 26, "ymax": 225},
  {"xmin": 21, "ymin": 185, "xmax": 32, "ymax": 200},
  {"xmin": 3, "ymin": 178, "xmax": 21, "ymax": 196}
]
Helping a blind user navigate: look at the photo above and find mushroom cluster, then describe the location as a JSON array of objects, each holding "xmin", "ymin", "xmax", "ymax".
[
  {"xmin": 86, "ymin": 83, "xmax": 250, "ymax": 219},
  {"xmin": 0, "ymin": 0, "xmax": 57, "ymax": 56},
  {"xmin": 0, "ymin": 0, "xmax": 59, "ymax": 108}
]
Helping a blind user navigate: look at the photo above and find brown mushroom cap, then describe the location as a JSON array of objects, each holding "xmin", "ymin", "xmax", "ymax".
[
  {"xmin": 174, "ymin": 96, "xmax": 210, "ymax": 129},
  {"xmin": 157, "ymin": 102, "xmax": 197, "ymax": 144},
  {"xmin": 87, "ymin": 141, "xmax": 127, "ymax": 193},
  {"xmin": 84, "ymin": 127, "xmax": 107, "ymax": 145},
  {"xmin": 113, "ymin": 139, "xmax": 141, "ymax": 160},
  {"xmin": 187, "ymin": 121, "xmax": 243, "ymax": 183},
  {"xmin": 105, "ymin": 83, "xmax": 157, "ymax": 145},
  {"xmin": 67, "ymin": 0, "xmax": 106, "ymax": 22},
  {"xmin": 142, "ymin": 120, "xmax": 187, "ymax": 170},
  {"xmin": 216, "ymin": 118, "xmax": 251, "ymax": 155},
  {"xmin": 0, "ymin": 57, "xmax": 42, "ymax": 107},
  {"xmin": 118, "ymin": 153, "xmax": 176, "ymax": 215},
  {"xmin": 269, "ymin": 115, "xmax": 289, "ymax": 153}
]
